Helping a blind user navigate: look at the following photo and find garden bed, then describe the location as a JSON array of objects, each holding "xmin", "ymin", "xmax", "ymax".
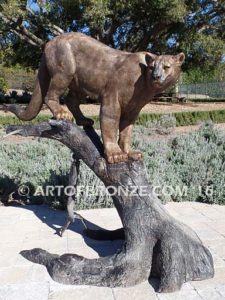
[{"xmin": 1, "ymin": 122, "xmax": 225, "ymax": 208}]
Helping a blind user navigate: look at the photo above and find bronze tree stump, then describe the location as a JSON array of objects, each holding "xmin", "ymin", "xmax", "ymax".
[{"xmin": 6, "ymin": 120, "xmax": 214, "ymax": 293}]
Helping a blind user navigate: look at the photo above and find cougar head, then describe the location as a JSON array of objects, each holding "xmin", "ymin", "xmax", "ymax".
[{"xmin": 145, "ymin": 52, "xmax": 185, "ymax": 90}]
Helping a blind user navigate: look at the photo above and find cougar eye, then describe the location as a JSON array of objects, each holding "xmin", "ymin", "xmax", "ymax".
[{"xmin": 164, "ymin": 65, "xmax": 170, "ymax": 70}]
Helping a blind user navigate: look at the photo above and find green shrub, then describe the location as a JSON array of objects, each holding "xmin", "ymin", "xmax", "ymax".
[
  {"xmin": 191, "ymin": 98, "xmax": 225, "ymax": 103},
  {"xmin": 136, "ymin": 110, "xmax": 225, "ymax": 127},
  {"xmin": 1, "ymin": 110, "xmax": 225, "ymax": 128},
  {"xmin": 0, "ymin": 77, "xmax": 8, "ymax": 93},
  {"xmin": 0, "ymin": 66, "xmax": 35, "ymax": 90},
  {"xmin": 0, "ymin": 115, "xmax": 50, "ymax": 126}
]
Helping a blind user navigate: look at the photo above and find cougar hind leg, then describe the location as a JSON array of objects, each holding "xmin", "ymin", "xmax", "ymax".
[
  {"xmin": 65, "ymin": 87, "xmax": 94, "ymax": 126},
  {"xmin": 44, "ymin": 73, "xmax": 73, "ymax": 121}
]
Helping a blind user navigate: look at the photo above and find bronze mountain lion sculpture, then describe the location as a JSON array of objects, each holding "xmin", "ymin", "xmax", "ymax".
[{"xmin": 7, "ymin": 32, "xmax": 185, "ymax": 163}]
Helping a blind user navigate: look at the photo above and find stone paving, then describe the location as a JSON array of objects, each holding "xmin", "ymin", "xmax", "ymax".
[{"xmin": 0, "ymin": 202, "xmax": 225, "ymax": 300}]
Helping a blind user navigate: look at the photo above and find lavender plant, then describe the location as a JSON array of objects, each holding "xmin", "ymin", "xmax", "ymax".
[{"xmin": 0, "ymin": 121, "xmax": 225, "ymax": 208}]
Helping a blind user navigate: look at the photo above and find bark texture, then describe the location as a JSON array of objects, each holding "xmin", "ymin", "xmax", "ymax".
[{"xmin": 6, "ymin": 120, "xmax": 214, "ymax": 292}]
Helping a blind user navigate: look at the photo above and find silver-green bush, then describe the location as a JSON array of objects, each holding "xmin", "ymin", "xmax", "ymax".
[
  {"xmin": 136, "ymin": 122, "xmax": 225, "ymax": 204},
  {"xmin": 1, "ymin": 122, "xmax": 225, "ymax": 208},
  {"xmin": 134, "ymin": 114, "xmax": 176, "ymax": 136}
]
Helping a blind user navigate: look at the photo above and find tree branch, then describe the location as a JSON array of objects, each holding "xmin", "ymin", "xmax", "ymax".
[
  {"xmin": 0, "ymin": 12, "xmax": 44, "ymax": 47},
  {"xmin": 101, "ymin": 19, "xmax": 120, "ymax": 47},
  {"xmin": 26, "ymin": 7, "xmax": 64, "ymax": 36}
]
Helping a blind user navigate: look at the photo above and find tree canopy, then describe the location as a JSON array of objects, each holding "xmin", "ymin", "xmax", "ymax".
[{"xmin": 0, "ymin": 0, "xmax": 224, "ymax": 73}]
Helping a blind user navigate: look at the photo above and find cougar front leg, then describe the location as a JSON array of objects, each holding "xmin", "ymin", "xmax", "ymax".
[
  {"xmin": 45, "ymin": 73, "xmax": 73, "ymax": 121},
  {"xmin": 100, "ymin": 101, "xmax": 128, "ymax": 164},
  {"xmin": 119, "ymin": 122, "xmax": 143, "ymax": 161},
  {"xmin": 65, "ymin": 89, "xmax": 94, "ymax": 126}
]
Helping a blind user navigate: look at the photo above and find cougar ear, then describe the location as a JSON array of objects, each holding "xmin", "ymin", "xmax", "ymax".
[
  {"xmin": 145, "ymin": 53, "xmax": 157, "ymax": 66},
  {"xmin": 174, "ymin": 52, "xmax": 185, "ymax": 65}
]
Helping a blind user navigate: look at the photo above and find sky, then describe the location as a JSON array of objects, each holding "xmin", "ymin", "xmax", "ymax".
[{"xmin": 27, "ymin": 0, "xmax": 40, "ymax": 12}]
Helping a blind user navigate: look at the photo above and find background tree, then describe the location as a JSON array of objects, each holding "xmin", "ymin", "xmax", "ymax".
[{"xmin": 0, "ymin": 0, "xmax": 224, "ymax": 77}]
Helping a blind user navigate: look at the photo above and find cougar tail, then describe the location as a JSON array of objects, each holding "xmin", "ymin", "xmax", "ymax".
[{"xmin": 7, "ymin": 55, "xmax": 50, "ymax": 121}]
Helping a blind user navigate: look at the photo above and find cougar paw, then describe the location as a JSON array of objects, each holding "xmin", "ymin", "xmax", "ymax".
[
  {"xmin": 128, "ymin": 151, "xmax": 143, "ymax": 161},
  {"xmin": 55, "ymin": 110, "xmax": 73, "ymax": 121},
  {"xmin": 106, "ymin": 152, "xmax": 128, "ymax": 164},
  {"xmin": 76, "ymin": 117, "xmax": 94, "ymax": 127}
]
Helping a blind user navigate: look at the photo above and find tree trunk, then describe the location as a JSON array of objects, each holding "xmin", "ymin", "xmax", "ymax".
[{"xmin": 6, "ymin": 120, "xmax": 214, "ymax": 293}]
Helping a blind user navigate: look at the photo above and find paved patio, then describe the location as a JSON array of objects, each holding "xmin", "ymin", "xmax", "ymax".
[{"xmin": 0, "ymin": 202, "xmax": 225, "ymax": 300}]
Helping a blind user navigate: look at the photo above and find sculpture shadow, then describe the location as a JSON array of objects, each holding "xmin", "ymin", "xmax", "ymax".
[
  {"xmin": 11, "ymin": 203, "xmax": 124, "ymax": 258},
  {"xmin": 6, "ymin": 203, "xmax": 161, "ymax": 289}
]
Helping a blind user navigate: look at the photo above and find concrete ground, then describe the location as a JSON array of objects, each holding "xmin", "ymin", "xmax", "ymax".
[{"xmin": 0, "ymin": 202, "xmax": 225, "ymax": 300}]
